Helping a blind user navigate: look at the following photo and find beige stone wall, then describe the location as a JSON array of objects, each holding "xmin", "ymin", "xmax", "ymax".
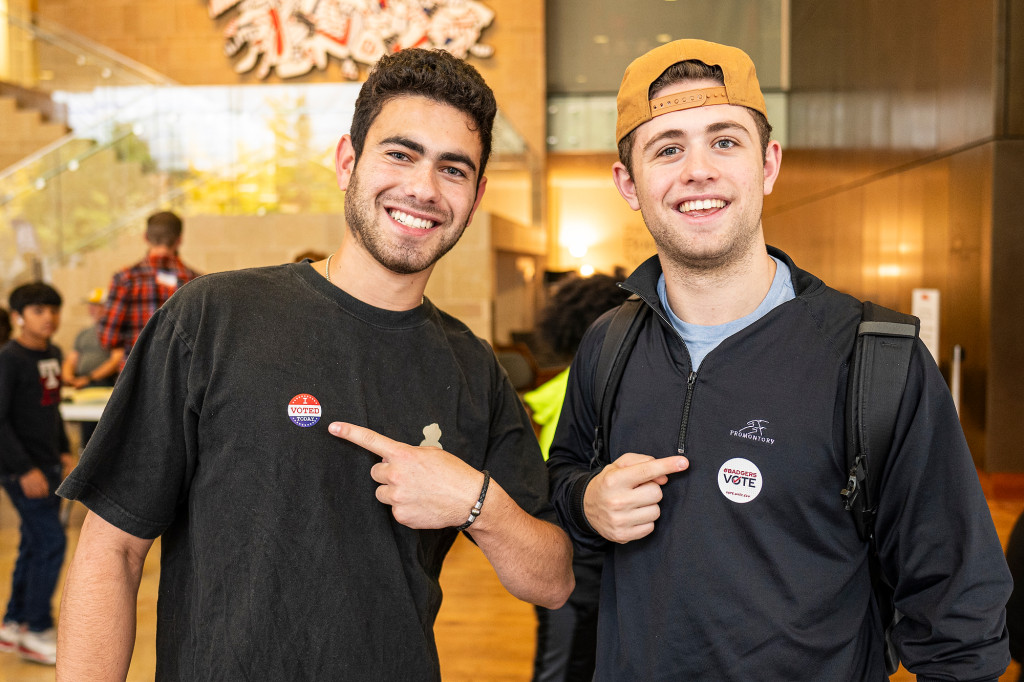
[
  {"xmin": 34, "ymin": 0, "xmax": 546, "ymax": 157},
  {"xmin": 50, "ymin": 210, "xmax": 495, "ymax": 354}
]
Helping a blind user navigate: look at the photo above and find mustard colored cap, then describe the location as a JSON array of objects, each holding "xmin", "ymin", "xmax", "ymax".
[
  {"xmin": 86, "ymin": 287, "xmax": 105, "ymax": 304},
  {"xmin": 615, "ymin": 39, "xmax": 767, "ymax": 144}
]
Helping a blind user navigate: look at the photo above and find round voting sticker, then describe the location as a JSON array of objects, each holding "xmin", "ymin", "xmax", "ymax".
[
  {"xmin": 288, "ymin": 394, "xmax": 322, "ymax": 427},
  {"xmin": 717, "ymin": 458, "xmax": 762, "ymax": 504}
]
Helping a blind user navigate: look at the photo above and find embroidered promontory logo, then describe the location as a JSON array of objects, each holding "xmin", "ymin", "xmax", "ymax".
[{"xmin": 729, "ymin": 419, "xmax": 775, "ymax": 445}]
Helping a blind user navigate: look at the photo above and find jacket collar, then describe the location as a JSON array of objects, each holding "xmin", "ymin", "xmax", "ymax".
[{"xmin": 621, "ymin": 245, "xmax": 825, "ymax": 310}]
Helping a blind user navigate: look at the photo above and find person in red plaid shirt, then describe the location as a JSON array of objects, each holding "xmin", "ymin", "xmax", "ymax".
[{"xmin": 99, "ymin": 211, "xmax": 199, "ymax": 366}]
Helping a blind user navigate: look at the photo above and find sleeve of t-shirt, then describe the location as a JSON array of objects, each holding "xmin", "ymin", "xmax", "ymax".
[
  {"xmin": 0, "ymin": 351, "xmax": 34, "ymax": 476},
  {"xmin": 482, "ymin": 355, "xmax": 558, "ymax": 526},
  {"xmin": 57, "ymin": 305, "xmax": 198, "ymax": 539}
]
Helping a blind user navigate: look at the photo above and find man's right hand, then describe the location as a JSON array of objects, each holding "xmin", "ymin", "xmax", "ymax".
[
  {"xmin": 19, "ymin": 468, "xmax": 49, "ymax": 498},
  {"xmin": 583, "ymin": 453, "xmax": 688, "ymax": 543}
]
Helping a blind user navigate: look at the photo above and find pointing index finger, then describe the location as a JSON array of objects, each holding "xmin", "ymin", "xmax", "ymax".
[
  {"xmin": 329, "ymin": 422, "xmax": 403, "ymax": 461},
  {"xmin": 619, "ymin": 455, "xmax": 688, "ymax": 487}
]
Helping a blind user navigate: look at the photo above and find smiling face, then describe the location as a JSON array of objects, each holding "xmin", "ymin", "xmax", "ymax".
[
  {"xmin": 612, "ymin": 78, "xmax": 781, "ymax": 273},
  {"xmin": 335, "ymin": 95, "xmax": 487, "ymax": 276}
]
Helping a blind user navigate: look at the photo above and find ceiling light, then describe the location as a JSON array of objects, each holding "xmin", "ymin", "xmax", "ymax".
[
  {"xmin": 656, "ymin": 34, "xmax": 672, "ymax": 43},
  {"xmin": 593, "ymin": 35, "xmax": 609, "ymax": 44}
]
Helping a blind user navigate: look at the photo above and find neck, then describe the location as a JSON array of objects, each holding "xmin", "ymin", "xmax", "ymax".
[
  {"xmin": 15, "ymin": 334, "xmax": 48, "ymax": 351},
  {"xmin": 148, "ymin": 246, "xmax": 177, "ymax": 259},
  {"xmin": 322, "ymin": 230, "xmax": 431, "ymax": 311},
  {"xmin": 660, "ymin": 241, "xmax": 776, "ymax": 326}
]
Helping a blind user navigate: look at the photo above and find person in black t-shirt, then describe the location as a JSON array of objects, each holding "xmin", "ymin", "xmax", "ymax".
[
  {"xmin": 0, "ymin": 282, "xmax": 72, "ymax": 665},
  {"xmin": 56, "ymin": 49, "xmax": 573, "ymax": 681}
]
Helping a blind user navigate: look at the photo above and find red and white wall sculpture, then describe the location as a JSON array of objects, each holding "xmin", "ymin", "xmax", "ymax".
[{"xmin": 209, "ymin": 0, "xmax": 496, "ymax": 80}]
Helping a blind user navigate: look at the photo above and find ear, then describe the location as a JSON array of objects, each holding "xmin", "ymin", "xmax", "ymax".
[
  {"xmin": 762, "ymin": 140, "xmax": 782, "ymax": 196},
  {"xmin": 466, "ymin": 176, "xmax": 488, "ymax": 225},
  {"xmin": 335, "ymin": 135, "xmax": 357, "ymax": 191},
  {"xmin": 611, "ymin": 161, "xmax": 642, "ymax": 211}
]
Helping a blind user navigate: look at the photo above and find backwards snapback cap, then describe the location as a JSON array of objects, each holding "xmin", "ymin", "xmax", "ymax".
[{"xmin": 615, "ymin": 39, "xmax": 767, "ymax": 145}]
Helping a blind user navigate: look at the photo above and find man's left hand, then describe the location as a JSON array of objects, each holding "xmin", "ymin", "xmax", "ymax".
[{"xmin": 328, "ymin": 421, "xmax": 483, "ymax": 530}]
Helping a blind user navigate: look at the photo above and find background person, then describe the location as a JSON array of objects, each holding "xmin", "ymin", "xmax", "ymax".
[
  {"xmin": 0, "ymin": 308, "xmax": 10, "ymax": 345},
  {"xmin": 98, "ymin": 211, "xmax": 198, "ymax": 367},
  {"xmin": 0, "ymin": 282, "xmax": 72, "ymax": 666},
  {"xmin": 547, "ymin": 39, "xmax": 1010, "ymax": 680},
  {"xmin": 61, "ymin": 287, "xmax": 121, "ymax": 448},
  {"xmin": 56, "ymin": 48, "xmax": 572, "ymax": 681},
  {"xmin": 525, "ymin": 273, "xmax": 629, "ymax": 682}
]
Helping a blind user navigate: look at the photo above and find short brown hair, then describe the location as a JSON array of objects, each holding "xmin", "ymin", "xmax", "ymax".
[
  {"xmin": 617, "ymin": 60, "xmax": 772, "ymax": 178},
  {"xmin": 145, "ymin": 211, "xmax": 183, "ymax": 247},
  {"xmin": 348, "ymin": 49, "xmax": 497, "ymax": 182}
]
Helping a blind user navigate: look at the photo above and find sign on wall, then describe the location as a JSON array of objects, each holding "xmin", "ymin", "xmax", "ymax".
[
  {"xmin": 209, "ymin": 0, "xmax": 496, "ymax": 80},
  {"xmin": 912, "ymin": 288, "xmax": 941, "ymax": 364}
]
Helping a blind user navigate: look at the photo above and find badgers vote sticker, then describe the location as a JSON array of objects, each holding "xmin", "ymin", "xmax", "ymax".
[
  {"xmin": 717, "ymin": 458, "xmax": 762, "ymax": 504},
  {"xmin": 288, "ymin": 394, "xmax": 322, "ymax": 427}
]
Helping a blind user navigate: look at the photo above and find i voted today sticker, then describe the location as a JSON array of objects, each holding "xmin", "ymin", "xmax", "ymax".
[
  {"xmin": 288, "ymin": 394, "xmax": 322, "ymax": 427},
  {"xmin": 717, "ymin": 458, "xmax": 762, "ymax": 504}
]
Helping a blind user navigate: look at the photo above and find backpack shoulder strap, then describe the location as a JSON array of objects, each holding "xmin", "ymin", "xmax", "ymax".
[
  {"xmin": 841, "ymin": 300, "xmax": 920, "ymax": 542},
  {"xmin": 591, "ymin": 296, "xmax": 647, "ymax": 467},
  {"xmin": 841, "ymin": 301, "xmax": 920, "ymax": 675}
]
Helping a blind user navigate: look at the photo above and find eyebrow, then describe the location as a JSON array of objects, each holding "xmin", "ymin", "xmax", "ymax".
[
  {"xmin": 641, "ymin": 120, "xmax": 753, "ymax": 155},
  {"xmin": 379, "ymin": 135, "xmax": 478, "ymax": 175}
]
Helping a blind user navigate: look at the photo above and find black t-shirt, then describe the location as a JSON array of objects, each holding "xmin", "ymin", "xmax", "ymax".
[
  {"xmin": 0, "ymin": 339, "xmax": 68, "ymax": 476},
  {"xmin": 59, "ymin": 262, "xmax": 553, "ymax": 681}
]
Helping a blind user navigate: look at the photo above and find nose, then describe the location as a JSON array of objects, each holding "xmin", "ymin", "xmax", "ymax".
[
  {"xmin": 404, "ymin": 162, "xmax": 441, "ymax": 204},
  {"xmin": 679, "ymin": 146, "xmax": 718, "ymax": 184}
]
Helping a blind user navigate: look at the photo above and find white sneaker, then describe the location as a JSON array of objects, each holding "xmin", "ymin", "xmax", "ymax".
[
  {"xmin": 0, "ymin": 621, "xmax": 21, "ymax": 653},
  {"xmin": 18, "ymin": 627, "xmax": 56, "ymax": 665}
]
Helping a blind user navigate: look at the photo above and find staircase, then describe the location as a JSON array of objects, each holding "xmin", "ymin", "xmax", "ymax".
[{"xmin": 0, "ymin": 82, "xmax": 70, "ymax": 171}]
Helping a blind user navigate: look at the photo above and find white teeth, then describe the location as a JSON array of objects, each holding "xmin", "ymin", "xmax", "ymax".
[
  {"xmin": 389, "ymin": 209, "xmax": 436, "ymax": 229},
  {"xmin": 680, "ymin": 198, "xmax": 726, "ymax": 213}
]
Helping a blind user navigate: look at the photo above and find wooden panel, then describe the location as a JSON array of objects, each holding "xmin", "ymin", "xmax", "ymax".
[
  {"xmin": 987, "ymin": 141, "xmax": 1024, "ymax": 471},
  {"xmin": 1003, "ymin": 0, "xmax": 1024, "ymax": 136},
  {"xmin": 764, "ymin": 144, "xmax": 993, "ymax": 465},
  {"xmin": 789, "ymin": 0, "xmax": 998, "ymax": 155}
]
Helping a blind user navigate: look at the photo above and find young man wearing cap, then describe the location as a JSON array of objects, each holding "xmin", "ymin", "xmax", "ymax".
[
  {"xmin": 56, "ymin": 49, "xmax": 572, "ymax": 680},
  {"xmin": 546, "ymin": 39, "xmax": 1011, "ymax": 679}
]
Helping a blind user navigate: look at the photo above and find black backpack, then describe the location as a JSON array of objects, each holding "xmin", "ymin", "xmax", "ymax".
[{"xmin": 590, "ymin": 296, "xmax": 919, "ymax": 675}]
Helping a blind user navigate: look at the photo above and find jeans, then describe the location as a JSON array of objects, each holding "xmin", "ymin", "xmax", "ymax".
[{"xmin": 1, "ymin": 465, "xmax": 66, "ymax": 631}]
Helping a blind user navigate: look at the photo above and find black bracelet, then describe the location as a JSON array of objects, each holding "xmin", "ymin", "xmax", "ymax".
[{"xmin": 455, "ymin": 470, "xmax": 490, "ymax": 532}]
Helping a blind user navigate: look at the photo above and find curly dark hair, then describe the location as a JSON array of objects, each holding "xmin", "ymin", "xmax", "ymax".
[
  {"xmin": 537, "ymin": 274, "xmax": 631, "ymax": 361},
  {"xmin": 349, "ymin": 49, "xmax": 497, "ymax": 182}
]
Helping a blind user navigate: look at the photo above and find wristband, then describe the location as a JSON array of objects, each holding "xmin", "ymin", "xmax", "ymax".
[{"xmin": 455, "ymin": 470, "xmax": 490, "ymax": 532}]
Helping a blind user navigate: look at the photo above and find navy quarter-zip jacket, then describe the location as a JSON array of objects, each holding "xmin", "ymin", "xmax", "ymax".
[{"xmin": 547, "ymin": 247, "xmax": 1010, "ymax": 681}]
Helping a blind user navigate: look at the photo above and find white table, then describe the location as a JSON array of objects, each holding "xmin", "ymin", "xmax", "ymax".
[
  {"xmin": 59, "ymin": 387, "xmax": 113, "ymax": 423},
  {"xmin": 59, "ymin": 401, "xmax": 107, "ymax": 422}
]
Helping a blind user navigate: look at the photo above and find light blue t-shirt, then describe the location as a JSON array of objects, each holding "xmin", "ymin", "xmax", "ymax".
[{"xmin": 657, "ymin": 256, "xmax": 795, "ymax": 370}]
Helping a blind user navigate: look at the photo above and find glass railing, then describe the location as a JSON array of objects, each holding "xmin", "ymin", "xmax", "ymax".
[{"xmin": 0, "ymin": 10, "xmax": 532, "ymax": 288}]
